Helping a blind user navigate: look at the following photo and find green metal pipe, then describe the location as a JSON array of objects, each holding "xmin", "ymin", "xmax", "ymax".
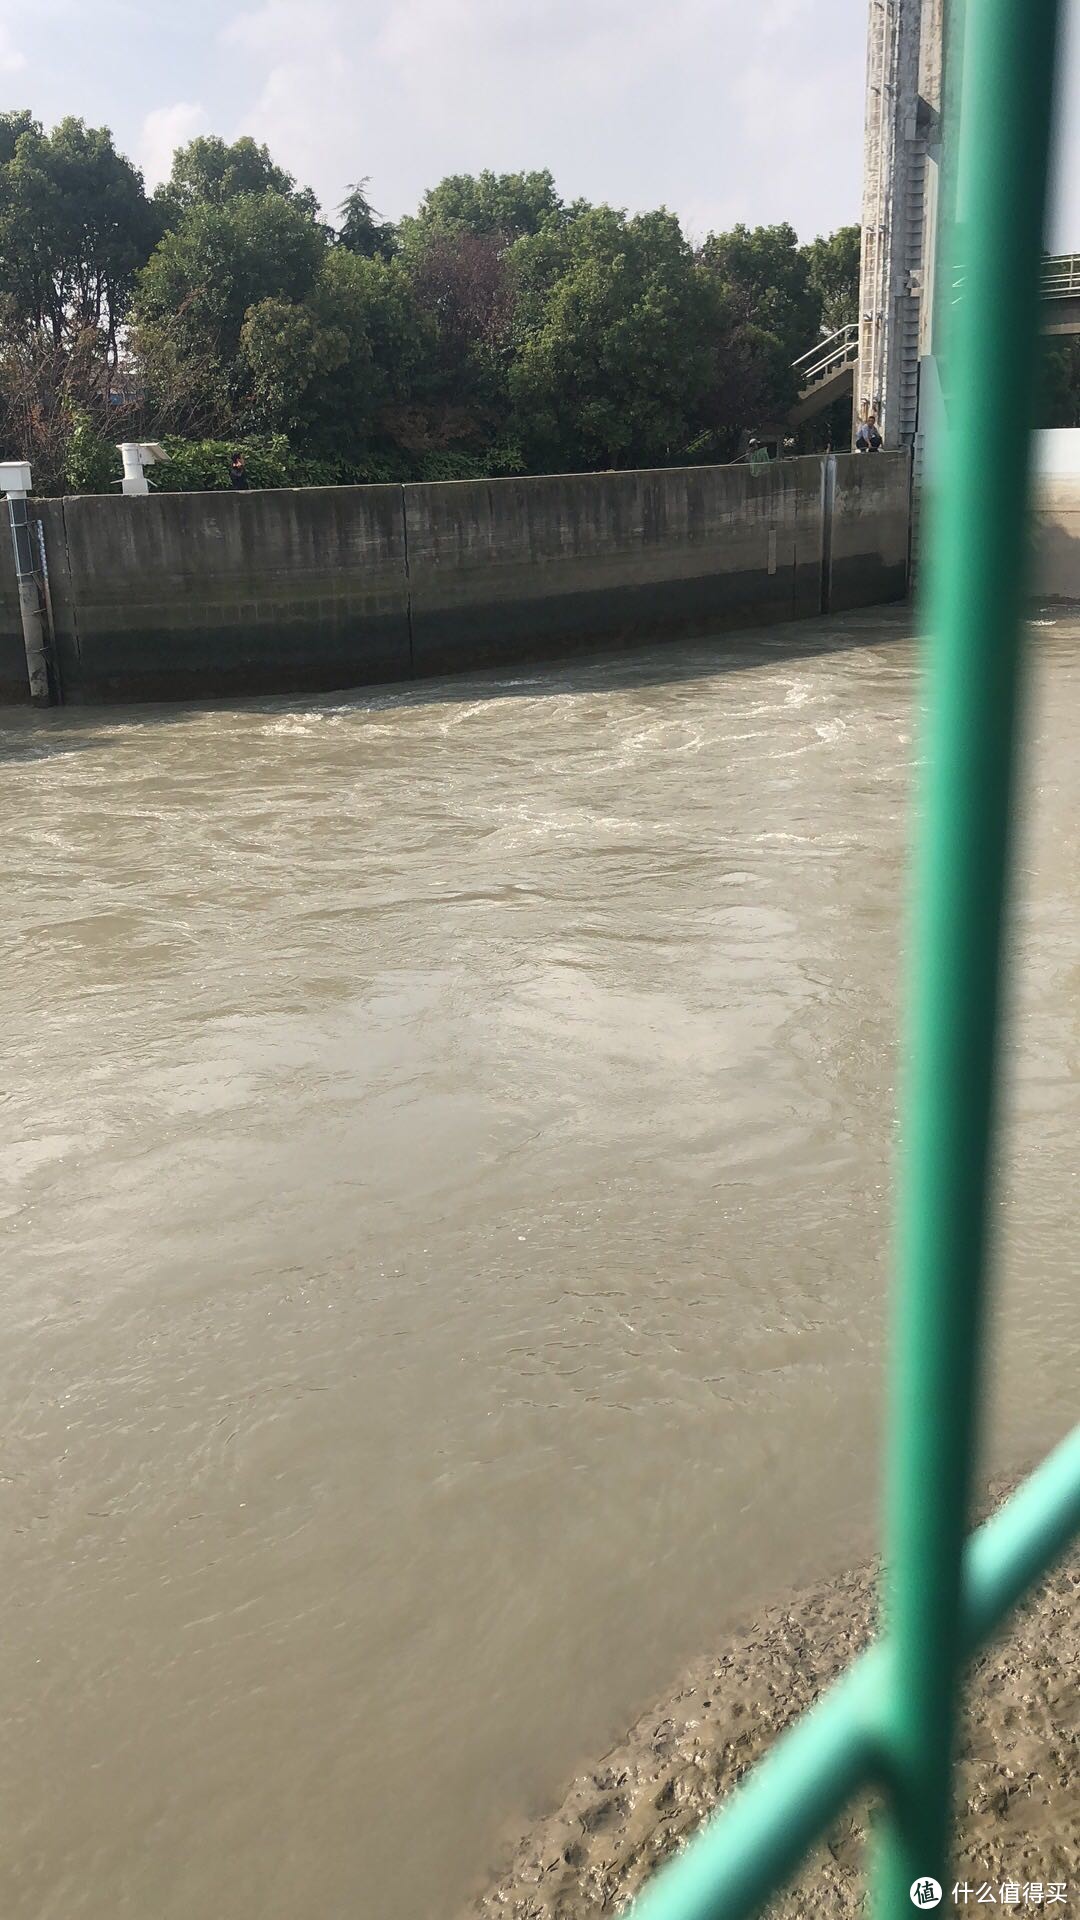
[
  {"xmin": 632, "ymin": 1422, "xmax": 1080, "ymax": 1920},
  {"xmin": 631, "ymin": 12, "xmax": 1072, "ymax": 1919},
  {"xmin": 962, "ymin": 1422, "xmax": 1080, "ymax": 1650},
  {"xmin": 876, "ymin": 1, "xmax": 1064, "ymax": 1912},
  {"xmin": 629, "ymin": 1655, "xmax": 884, "ymax": 1920}
]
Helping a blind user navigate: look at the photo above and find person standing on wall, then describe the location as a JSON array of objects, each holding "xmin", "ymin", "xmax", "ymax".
[{"xmin": 855, "ymin": 412, "xmax": 884, "ymax": 453}]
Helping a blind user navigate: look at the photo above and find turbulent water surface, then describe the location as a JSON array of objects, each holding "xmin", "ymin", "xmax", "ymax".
[{"xmin": 2, "ymin": 604, "xmax": 1076, "ymax": 1920}]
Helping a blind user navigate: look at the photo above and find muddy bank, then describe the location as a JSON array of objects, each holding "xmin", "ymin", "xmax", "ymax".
[{"xmin": 468, "ymin": 1480, "xmax": 1080, "ymax": 1917}]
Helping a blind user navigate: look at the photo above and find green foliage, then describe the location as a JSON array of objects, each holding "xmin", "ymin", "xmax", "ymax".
[
  {"xmin": 693, "ymin": 222, "xmax": 826, "ymax": 443},
  {"xmin": 801, "ymin": 225, "xmax": 860, "ymax": 334},
  {"xmin": 0, "ymin": 113, "xmax": 157, "ymax": 355},
  {"xmin": 153, "ymin": 434, "xmax": 303, "ymax": 491},
  {"xmin": 300, "ymin": 250, "xmax": 431, "ymax": 448},
  {"xmin": 509, "ymin": 207, "xmax": 724, "ymax": 470},
  {"xmin": 399, "ymin": 169, "xmax": 565, "ymax": 247},
  {"xmin": 403, "ymin": 227, "xmax": 515, "ymax": 440},
  {"xmin": 240, "ymin": 296, "xmax": 350, "ymax": 434},
  {"xmin": 149, "ymin": 432, "xmax": 526, "ymax": 490},
  {"xmin": 700, "ymin": 222, "xmax": 821, "ymax": 359},
  {"xmin": 64, "ymin": 411, "xmax": 120, "ymax": 494},
  {"xmin": 134, "ymin": 191, "xmax": 327, "ymax": 432},
  {"xmin": 0, "ymin": 109, "xmax": 38, "ymax": 167},
  {"xmin": 154, "ymin": 136, "xmax": 318, "ymax": 225},
  {"xmin": 337, "ymin": 181, "xmax": 397, "ymax": 259},
  {"xmin": 136, "ymin": 191, "xmax": 326, "ymax": 349},
  {"xmin": 0, "ymin": 111, "xmax": 864, "ymax": 492},
  {"xmin": 236, "ymin": 249, "xmax": 433, "ymax": 455},
  {"xmin": 1039, "ymin": 337, "xmax": 1080, "ymax": 427},
  {"xmin": 415, "ymin": 442, "xmax": 525, "ymax": 481}
]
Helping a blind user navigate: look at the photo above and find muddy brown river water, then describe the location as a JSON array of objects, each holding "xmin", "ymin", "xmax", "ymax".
[{"xmin": 1, "ymin": 605, "xmax": 1076, "ymax": 1920}]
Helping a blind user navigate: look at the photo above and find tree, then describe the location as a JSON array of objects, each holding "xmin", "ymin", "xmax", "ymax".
[
  {"xmin": 0, "ymin": 113, "xmax": 157, "ymax": 362},
  {"xmin": 240, "ymin": 250, "xmax": 431, "ymax": 457},
  {"xmin": 133, "ymin": 191, "xmax": 327, "ymax": 432},
  {"xmin": 409, "ymin": 230, "xmax": 514, "ymax": 376},
  {"xmin": 695, "ymin": 223, "xmax": 824, "ymax": 434},
  {"xmin": 802, "ymin": 225, "xmax": 861, "ymax": 334},
  {"xmin": 0, "ymin": 112, "xmax": 156, "ymax": 490},
  {"xmin": 700, "ymin": 223, "xmax": 821, "ymax": 362},
  {"xmin": 337, "ymin": 181, "xmax": 396, "ymax": 259},
  {"xmin": 508, "ymin": 207, "xmax": 724, "ymax": 471},
  {"xmin": 379, "ymin": 229, "xmax": 517, "ymax": 462},
  {"xmin": 0, "ymin": 111, "xmax": 880, "ymax": 489},
  {"xmin": 0, "ymin": 329, "xmax": 129, "ymax": 495},
  {"xmin": 392, "ymin": 170, "xmax": 568, "ymax": 458},
  {"xmin": 399, "ymin": 169, "xmax": 566, "ymax": 247},
  {"xmin": 155, "ymin": 135, "xmax": 318, "ymax": 224},
  {"xmin": 1039, "ymin": 336, "xmax": 1080, "ymax": 428},
  {"xmin": 0, "ymin": 108, "xmax": 37, "ymax": 167},
  {"xmin": 239, "ymin": 297, "xmax": 349, "ymax": 435}
]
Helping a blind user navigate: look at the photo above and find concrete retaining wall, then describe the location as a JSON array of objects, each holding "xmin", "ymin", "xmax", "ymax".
[
  {"xmin": 828, "ymin": 453, "xmax": 911, "ymax": 612},
  {"xmin": 1032, "ymin": 480, "xmax": 1080, "ymax": 601},
  {"xmin": 0, "ymin": 530, "xmax": 27, "ymax": 701},
  {"xmin": 404, "ymin": 458, "xmax": 828, "ymax": 677},
  {"xmin": 42, "ymin": 486, "xmax": 411, "ymax": 701},
  {"xmin": 1033, "ymin": 428, "xmax": 1080, "ymax": 478},
  {"xmin": 0, "ymin": 452, "xmax": 912, "ymax": 704}
]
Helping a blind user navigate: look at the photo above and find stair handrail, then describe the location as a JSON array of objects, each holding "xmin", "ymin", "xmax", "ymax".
[
  {"xmin": 792, "ymin": 323, "xmax": 859, "ymax": 387},
  {"xmin": 792, "ymin": 322, "xmax": 858, "ymax": 373}
]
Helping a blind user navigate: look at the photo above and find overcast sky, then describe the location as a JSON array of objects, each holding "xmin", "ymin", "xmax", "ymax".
[{"xmin": 4, "ymin": 0, "xmax": 1079, "ymax": 249}]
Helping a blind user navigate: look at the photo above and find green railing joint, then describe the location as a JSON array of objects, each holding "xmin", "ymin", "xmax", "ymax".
[{"xmin": 633, "ymin": 1424, "xmax": 1080, "ymax": 1920}]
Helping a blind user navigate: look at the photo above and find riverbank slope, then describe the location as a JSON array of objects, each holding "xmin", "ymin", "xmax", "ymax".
[{"xmin": 468, "ymin": 1478, "xmax": 1079, "ymax": 1917}]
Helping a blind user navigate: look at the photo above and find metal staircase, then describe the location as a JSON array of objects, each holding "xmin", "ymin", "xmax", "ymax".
[{"xmin": 789, "ymin": 325, "xmax": 859, "ymax": 425}]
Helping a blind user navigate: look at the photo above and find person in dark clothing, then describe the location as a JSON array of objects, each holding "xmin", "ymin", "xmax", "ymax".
[
  {"xmin": 855, "ymin": 412, "xmax": 883, "ymax": 453},
  {"xmin": 229, "ymin": 451, "xmax": 250, "ymax": 489}
]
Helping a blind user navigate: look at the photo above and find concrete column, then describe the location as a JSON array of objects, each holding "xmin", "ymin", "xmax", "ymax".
[
  {"xmin": 857, "ymin": 0, "xmax": 927, "ymax": 446},
  {"xmin": 917, "ymin": 0, "xmax": 946, "ymax": 358},
  {"xmin": 1, "ymin": 465, "xmax": 51, "ymax": 705}
]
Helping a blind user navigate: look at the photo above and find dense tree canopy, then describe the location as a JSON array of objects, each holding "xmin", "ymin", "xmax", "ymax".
[
  {"xmin": 697, "ymin": 222, "xmax": 822, "ymax": 426},
  {"xmin": 6, "ymin": 109, "xmax": 1076, "ymax": 495},
  {"xmin": 240, "ymin": 250, "xmax": 430, "ymax": 456},
  {"xmin": 154, "ymin": 135, "xmax": 319, "ymax": 225},
  {"xmin": 509, "ymin": 208, "xmax": 723, "ymax": 470},
  {"xmin": 802, "ymin": 225, "xmax": 861, "ymax": 335},
  {"xmin": 0, "ymin": 112, "xmax": 156, "ymax": 357},
  {"xmin": 0, "ymin": 112, "xmax": 158, "ymax": 490},
  {"xmin": 134, "ymin": 191, "xmax": 327, "ymax": 430},
  {"xmin": 399, "ymin": 169, "xmax": 567, "ymax": 246}
]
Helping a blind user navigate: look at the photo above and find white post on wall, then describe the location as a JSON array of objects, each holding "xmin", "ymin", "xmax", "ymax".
[
  {"xmin": 1, "ymin": 461, "xmax": 51, "ymax": 705},
  {"xmin": 117, "ymin": 442, "xmax": 168, "ymax": 496}
]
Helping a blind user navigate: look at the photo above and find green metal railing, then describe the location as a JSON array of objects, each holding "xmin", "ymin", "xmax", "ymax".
[{"xmin": 633, "ymin": 4, "xmax": 1080, "ymax": 1917}]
